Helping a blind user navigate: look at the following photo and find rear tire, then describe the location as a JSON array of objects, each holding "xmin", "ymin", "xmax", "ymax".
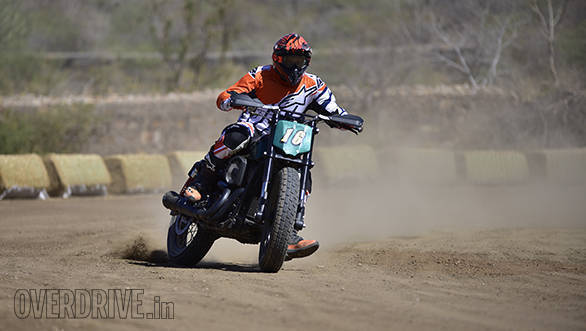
[
  {"xmin": 167, "ymin": 214, "xmax": 216, "ymax": 266},
  {"xmin": 258, "ymin": 167, "xmax": 299, "ymax": 272}
]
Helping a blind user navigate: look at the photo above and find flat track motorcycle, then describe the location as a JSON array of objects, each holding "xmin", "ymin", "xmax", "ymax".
[{"xmin": 162, "ymin": 94, "xmax": 363, "ymax": 272}]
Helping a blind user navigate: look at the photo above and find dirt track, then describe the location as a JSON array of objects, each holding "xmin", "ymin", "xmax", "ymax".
[{"xmin": 1, "ymin": 184, "xmax": 585, "ymax": 331}]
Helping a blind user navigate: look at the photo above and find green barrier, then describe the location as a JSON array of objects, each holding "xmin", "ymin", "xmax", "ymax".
[
  {"xmin": 463, "ymin": 150, "xmax": 529, "ymax": 184},
  {"xmin": 0, "ymin": 154, "xmax": 50, "ymax": 199},
  {"xmin": 167, "ymin": 151, "xmax": 206, "ymax": 187},
  {"xmin": 44, "ymin": 154, "xmax": 111, "ymax": 197},
  {"xmin": 543, "ymin": 148, "xmax": 586, "ymax": 185},
  {"xmin": 104, "ymin": 154, "xmax": 172, "ymax": 194},
  {"xmin": 392, "ymin": 148, "xmax": 460, "ymax": 184},
  {"xmin": 315, "ymin": 145, "xmax": 379, "ymax": 183}
]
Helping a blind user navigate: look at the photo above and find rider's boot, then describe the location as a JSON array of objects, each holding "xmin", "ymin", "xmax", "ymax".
[
  {"xmin": 286, "ymin": 230, "xmax": 319, "ymax": 260},
  {"xmin": 183, "ymin": 155, "xmax": 219, "ymax": 202}
]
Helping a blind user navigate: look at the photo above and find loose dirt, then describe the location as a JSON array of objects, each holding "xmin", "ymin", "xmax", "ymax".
[{"xmin": 0, "ymin": 183, "xmax": 585, "ymax": 330}]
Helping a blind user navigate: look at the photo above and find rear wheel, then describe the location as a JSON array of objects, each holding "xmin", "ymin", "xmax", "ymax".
[
  {"xmin": 258, "ymin": 167, "xmax": 299, "ymax": 272},
  {"xmin": 167, "ymin": 214, "xmax": 216, "ymax": 266}
]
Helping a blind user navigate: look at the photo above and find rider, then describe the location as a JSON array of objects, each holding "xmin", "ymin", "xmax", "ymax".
[{"xmin": 184, "ymin": 33, "xmax": 351, "ymax": 260}]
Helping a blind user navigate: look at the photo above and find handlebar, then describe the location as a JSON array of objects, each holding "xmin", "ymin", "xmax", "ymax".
[{"xmin": 229, "ymin": 93, "xmax": 363, "ymax": 134}]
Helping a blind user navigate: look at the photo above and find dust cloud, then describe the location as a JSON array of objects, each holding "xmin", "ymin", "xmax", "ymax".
[
  {"xmin": 115, "ymin": 234, "xmax": 168, "ymax": 263},
  {"xmin": 118, "ymin": 118, "xmax": 586, "ymax": 264},
  {"xmin": 305, "ymin": 178, "xmax": 586, "ymax": 248},
  {"xmin": 308, "ymin": 128, "xmax": 585, "ymax": 247}
]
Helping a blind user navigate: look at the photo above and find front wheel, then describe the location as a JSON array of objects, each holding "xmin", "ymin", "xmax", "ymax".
[
  {"xmin": 258, "ymin": 167, "xmax": 299, "ymax": 272},
  {"xmin": 167, "ymin": 214, "xmax": 216, "ymax": 266}
]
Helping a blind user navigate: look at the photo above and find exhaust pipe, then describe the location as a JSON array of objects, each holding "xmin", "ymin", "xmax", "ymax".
[
  {"xmin": 162, "ymin": 191, "xmax": 206, "ymax": 219},
  {"xmin": 162, "ymin": 187, "xmax": 232, "ymax": 222}
]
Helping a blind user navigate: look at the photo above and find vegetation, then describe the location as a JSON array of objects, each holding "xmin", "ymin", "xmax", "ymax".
[
  {"xmin": 0, "ymin": 104, "xmax": 102, "ymax": 154},
  {"xmin": 0, "ymin": 0, "xmax": 585, "ymax": 151},
  {"xmin": 0, "ymin": 0, "xmax": 584, "ymax": 96}
]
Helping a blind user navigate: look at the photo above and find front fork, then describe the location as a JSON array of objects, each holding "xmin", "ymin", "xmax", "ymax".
[
  {"xmin": 254, "ymin": 140, "xmax": 275, "ymax": 223},
  {"xmin": 295, "ymin": 154, "xmax": 310, "ymax": 231},
  {"xmin": 295, "ymin": 127, "xmax": 317, "ymax": 230},
  {"xmin": 255, "ymin": 126, "xmax": 316, "ymax": 231}
]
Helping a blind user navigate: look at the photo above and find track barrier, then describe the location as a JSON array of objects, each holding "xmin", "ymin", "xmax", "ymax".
[
  {"xmin": 44, "ymin": 154, "xmax": 111, "ymax": 198},
  {"xmin": 104, "ymin": 154, "xmax": 172, "ymax": 194},
  {"xmin": 0, "ymin": 147, "xmax": 584, "ymax": 199},
  {"xmin": 167, "ymin": 151, "xmax": 207, "ymax": 188},
  {"xmin": 0, "ymin": 154, "xmax": 50, "ymax": 200}
]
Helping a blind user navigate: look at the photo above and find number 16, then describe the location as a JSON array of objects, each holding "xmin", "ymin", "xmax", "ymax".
[{"xmin": 280, "ymin": 128, "xmax": 305, "ymax": 146}]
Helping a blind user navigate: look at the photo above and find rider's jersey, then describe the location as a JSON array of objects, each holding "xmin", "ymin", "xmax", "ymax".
[{"xmin": 216, "ymin": 65, "xmax": 347, "ymax": 133}]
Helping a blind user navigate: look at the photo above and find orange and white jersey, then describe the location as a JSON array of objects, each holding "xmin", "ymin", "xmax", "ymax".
[{"xmin": 216, "ymin": 65, "xmax": 347, "ymax": 133}]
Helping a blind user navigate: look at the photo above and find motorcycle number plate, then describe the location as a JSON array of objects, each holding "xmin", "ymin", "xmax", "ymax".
[{"xmin": 273, "ymin": 120, "xmax": 312, "ymax": 156}]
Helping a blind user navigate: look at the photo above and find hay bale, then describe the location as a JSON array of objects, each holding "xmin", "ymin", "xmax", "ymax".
[
  {"xmin": 167, "ymin": 150, "xmax": 206, "ymax": 187},
  {"xmin": 314, "ymin": 145, "xmax": 379, "ymax": 184},
  {"xmin": 44, "ymin": 154, "xmax": 111, "ymax": 198},
  {"xmin": 463, "ymin": 150, "xmax": 529, "ymax": 184},
  {"xmin": 0, "ymin": 154, "xmax": 50, "ymax": 199},
  {"xmin": 543, "ymin": 148, "xmax": 586, "ymax": 185},
  {"xmin": 104, "ymin": 154, "xmax": 172, "ymax": 194},
  {"xmin": 392, "ymin": 148, "xmax": 460, "ymax": 185}
]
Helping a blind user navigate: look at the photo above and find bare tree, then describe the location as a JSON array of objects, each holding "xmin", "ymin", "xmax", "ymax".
[
  {"xmin": 485, "ymin": 16, "xmax": 521, "ymax": 86},
  {"xmin": 149, "ymin": 0, "xmax": 221, "ymax": 91},
  {"xmin": 431, "ymin": 13, "xmax": 479, "ymax": 89},
  {"xmin": 530, "ymin": 0, "xmax": 568, "ymax": 86},
  {"xmin": 428, "ymin": 3, "xmax": 522, "ymax": 91},
  {"xmin": 216, "ymin": 0, "xmax": 238, "ymax": 64}
]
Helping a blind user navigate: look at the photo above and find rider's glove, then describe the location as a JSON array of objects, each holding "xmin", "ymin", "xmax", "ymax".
[
  {"xmin": 325, "ymin": 119, "xmax": 344, "ymax": 130},
  {"xmin": 219, "ymin": 97, "xmax": 232, "ymax": 111},
  {"xmin": 325, "ymin": 113, "xmax": 363, "ymax": 135}
]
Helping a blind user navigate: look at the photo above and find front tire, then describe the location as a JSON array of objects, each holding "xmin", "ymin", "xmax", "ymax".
[
  {"xmin": 258, "ymin": 167, "xmax": 299, "ymax": 272},
  {"xmin": 167, "ymin": 214, "xmax": 216, "ymax": 266}
]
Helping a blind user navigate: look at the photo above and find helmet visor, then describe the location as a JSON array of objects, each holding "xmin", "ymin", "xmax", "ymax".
[{"xmin": 282, "ymin": 55, "xmax": 307, "ymax": 68}]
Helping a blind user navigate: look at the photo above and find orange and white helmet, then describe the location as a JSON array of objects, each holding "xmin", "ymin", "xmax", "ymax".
[{"xmin": 272, "ymin": 33, "xmax": 312, "ymax": 86}]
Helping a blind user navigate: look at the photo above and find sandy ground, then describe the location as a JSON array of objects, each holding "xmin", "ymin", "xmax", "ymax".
[{"xmin": 0, "ymin": 182, "xmax": 585, "ymax": 331}]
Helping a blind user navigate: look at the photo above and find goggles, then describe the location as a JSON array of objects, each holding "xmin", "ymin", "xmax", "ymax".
[{"xmin": 282, "ymin": 55, "xmax": 307, "ymax": 68}]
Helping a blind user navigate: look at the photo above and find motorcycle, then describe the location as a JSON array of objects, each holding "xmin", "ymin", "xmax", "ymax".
[{"xmin": 162, "ymin": 93, "xmax": 363, "ymax": 272}]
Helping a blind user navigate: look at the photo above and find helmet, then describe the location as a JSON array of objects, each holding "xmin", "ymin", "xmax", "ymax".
[{"xmin": 272, "ymin": 33, "xmax": 312, "ymax": 86}]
